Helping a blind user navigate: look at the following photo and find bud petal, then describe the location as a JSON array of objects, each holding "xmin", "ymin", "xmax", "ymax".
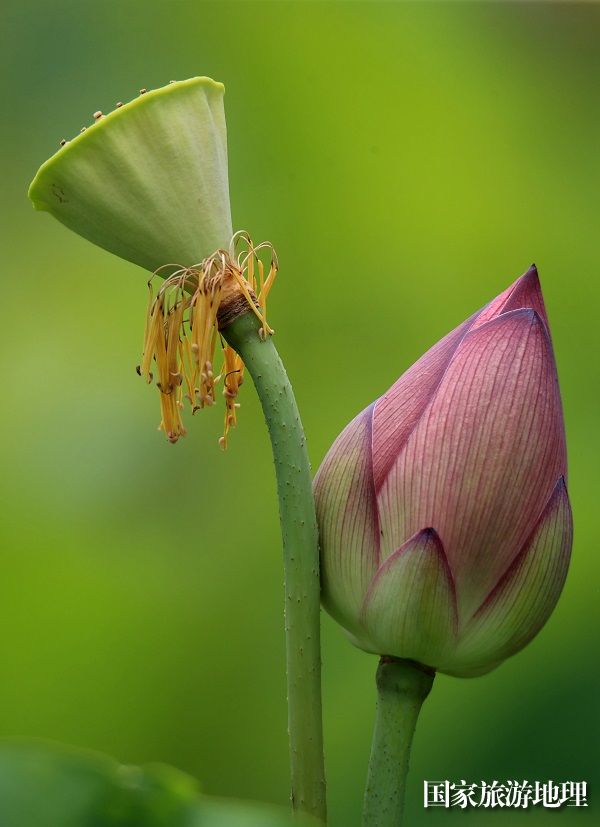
[
  {"xmin": 28, "ymin": 77, "xmax": 232, "ymax": 272},
  {"xmin": 360, "ymin": 528, "xmax": 457, "ymax": 664},
  {"xmin": 372, "ymin": 314, "xmax": 476, "ymax": 490},
  {"xmin": 377, "ymin": 307, "xmax": 565, "ymax": 619},
  {"xmin": 314, "ymin": 405, "xmax": 380, "ymax": 637},
  {"xmin": 445, "ymin": 477, "xmax": 572, "ymax": 676}
]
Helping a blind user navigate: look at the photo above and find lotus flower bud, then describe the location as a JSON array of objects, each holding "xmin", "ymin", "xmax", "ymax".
[{"xmin": 314, "ymin": 266, "xmax": 572, "ymax": 677}]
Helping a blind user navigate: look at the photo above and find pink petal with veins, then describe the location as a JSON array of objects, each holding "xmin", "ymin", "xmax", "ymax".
[
  {"xmin": 377, "ymin": 308, "xmax": 566, "ymax": 619},
  {"xmin": 372, "ymin": 266, "xmax": 549, "ymax": 490}
]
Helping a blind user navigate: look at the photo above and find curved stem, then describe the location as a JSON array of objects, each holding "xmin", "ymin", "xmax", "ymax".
[
  {"xmin": 362, "ymin": 657, "xmax": 434, "ymax": 827},
  {"xmin": 223, "ymin": 312, "xmax": 326, "ymax": 823}
]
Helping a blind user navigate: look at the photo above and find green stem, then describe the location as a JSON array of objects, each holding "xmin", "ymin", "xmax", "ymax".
[
  {"xmin": 362, "ymin": 657, "xmax": 434, "ymax": 827},
  {"xmin": 223, "ymin": 311, "xmax": 326, "ymax": 823}
]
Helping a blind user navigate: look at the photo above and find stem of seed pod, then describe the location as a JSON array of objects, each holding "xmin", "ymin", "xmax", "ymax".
[
  {"xmin": 222, "ymin": 310, "xmax": 327, "ymax": 824},
  {"xmin": 362, "ymin": 657, "xmax": 435, "ymax": 827}
]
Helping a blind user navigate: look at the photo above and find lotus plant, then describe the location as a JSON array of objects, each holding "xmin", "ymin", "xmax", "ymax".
[
  {"xmin": 27, "ymin": 72, "xmax": 574, "ymax": 827},
  {"xmin": 314, "ymin": 265, "xmax": 572, "ymax": 825}
]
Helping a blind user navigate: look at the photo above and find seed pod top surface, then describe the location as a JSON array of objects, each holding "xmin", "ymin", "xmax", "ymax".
[{"xmin": 28, "ymin": 77, "xmax": 232, "ymax": 273}]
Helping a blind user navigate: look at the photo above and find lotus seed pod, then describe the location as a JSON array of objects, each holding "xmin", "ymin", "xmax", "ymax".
[
  {"xmin": 28, "ymin": 77, "xmax": 232, "ymax": 273},
  {"xmin": 314, "ymin": 266, "xmax": 572, "ymax": 677},
  {"xmin": 28, "ymin": 78, "xmax": 280, "ymax": 447}
]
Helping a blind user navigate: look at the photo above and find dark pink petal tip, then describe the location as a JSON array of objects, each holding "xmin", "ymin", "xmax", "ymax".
[{"xmin": 472, "ymin": 264, "xmax": 549, "ymax": 330}]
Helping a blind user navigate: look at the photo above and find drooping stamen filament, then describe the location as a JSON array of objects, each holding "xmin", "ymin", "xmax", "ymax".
[{"xmin": 138, "ymin": 234, "xmax": 277, "ymax": 445}]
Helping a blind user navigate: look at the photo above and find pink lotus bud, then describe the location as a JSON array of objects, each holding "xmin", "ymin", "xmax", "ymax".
[{"xmin": 314, "ymin": 266, "xmax": 572, "ymax": 677}]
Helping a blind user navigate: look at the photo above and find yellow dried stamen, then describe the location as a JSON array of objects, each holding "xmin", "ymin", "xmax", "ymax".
[
  {"xmin": 139, "ymin": 235, "xmax": 277, "ymax": 445},
  {"xmin": 153, "ymin": 296, "xmax": 187, "ymax": 444},
  {"xmin": 231, "ymin": 233, "xmax": 278, "ymax": 338},
  {"xmin": 190, "ymin": 260, "xmax": 222, "ymax": 409},
  {"xmin": 218, "ymin": 344, "xmax": 245, "ymax": 450}
]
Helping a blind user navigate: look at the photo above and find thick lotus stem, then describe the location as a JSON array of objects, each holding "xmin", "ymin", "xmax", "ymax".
[
  {"xmin": 221, "ymin": 310, "xmax": 327, "ymax": 823},
  {"xmin": 362, "ymin": 658, "xmax": 434, "ymax": 827}
]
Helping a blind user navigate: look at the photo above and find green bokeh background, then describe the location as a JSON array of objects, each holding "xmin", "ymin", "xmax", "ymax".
[{"xmin": 1, "ymin": 1, "xmax": 598, "ymax": 824}]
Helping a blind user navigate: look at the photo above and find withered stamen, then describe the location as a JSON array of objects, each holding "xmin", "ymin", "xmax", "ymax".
[{"xmin": 139, "ymin": 236, "xmax": 278, "ymax": 447}]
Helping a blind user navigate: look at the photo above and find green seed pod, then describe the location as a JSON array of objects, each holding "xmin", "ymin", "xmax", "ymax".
[
  {"xmin": 27, "ymin": 76, "xmax": 280, "ymax": 447},
  {"xmin": 28, "ymin": 77, "xmax": 232, "ymax": 272}
]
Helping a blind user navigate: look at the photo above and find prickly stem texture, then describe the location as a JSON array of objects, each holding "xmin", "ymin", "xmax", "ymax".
[
  {"xmin": 222, "ymin": 312, "xmax": 326, "ymax": 823},
  {"xmin": 362, "ymin": 658, "xmax": 434, "ymax": 827}
]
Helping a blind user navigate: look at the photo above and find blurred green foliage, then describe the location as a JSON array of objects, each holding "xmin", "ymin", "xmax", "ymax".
[
  {"xmin": 1, "ymin": 1, "xmax": 598, "ymax": 825},
  {"xmin": 0, "ymin": 740, "xmax": 305, "ymax": 826}
]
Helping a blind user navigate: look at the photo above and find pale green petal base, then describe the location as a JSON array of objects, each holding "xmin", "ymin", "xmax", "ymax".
[
  {"xmin": 441, "ymin": 478, "xmax": 572, "ymax": 677},
  {"xmin": 28, "ymin": 77, "xmax": 232, "ymax": 273},
  {"xmin": 314, "ymin": 406, "xmax": 380, "ymax": 640},
  {"xmin": 339, "ymin": 480, "xmax": 571, "ymax": 679},
  {"xmin": 359, "ymin": 529, "xmax": 457, "ymax": 666}
]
